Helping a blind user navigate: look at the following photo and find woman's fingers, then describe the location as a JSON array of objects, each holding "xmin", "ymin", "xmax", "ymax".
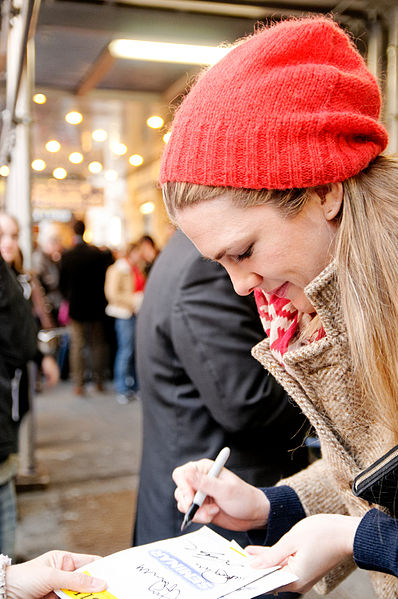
[{"xmin": 246, "ymin": 544, "xmax": 291, "ymax": 569}]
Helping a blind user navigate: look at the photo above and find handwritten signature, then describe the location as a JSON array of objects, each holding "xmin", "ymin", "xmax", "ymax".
[{"xmin": 136, "ymin": 564, "xmax": 181, "ymax": 598}]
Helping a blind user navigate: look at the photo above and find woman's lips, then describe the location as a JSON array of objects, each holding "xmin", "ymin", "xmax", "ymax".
[{"xmin": 268, "ymin": 282, "xmax": 289, "ymax": 298}]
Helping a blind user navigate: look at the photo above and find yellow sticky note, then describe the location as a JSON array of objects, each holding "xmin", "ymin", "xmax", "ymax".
[{"xmin": 61, "ymin": 592, "xmax": 118, "ymax": 599}]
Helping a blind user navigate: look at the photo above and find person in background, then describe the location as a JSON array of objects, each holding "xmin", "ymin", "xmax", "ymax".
[
  {"xmin": 162, "ymin": 16, "xmax": 398, "ymax": 599},
  {"xmin": 32, "ymin": 228, "xmax": 63, "ymax": 327},
  {"xmin": 133, "ymin": 230, "xmax": 309, "ymax": 563},
  {"xmin": 0, "ymin": 213, "xmax": 59, "ymax": 395},
  {"xmin": 0, "ymin": 252, "xmax": 37, "ymax": 557},
  {"xmin": 59, "ymin": 220, "xmax": 108, "ymax": 396},
  {"xmin": 0, "ymin": 213, "xmax": 59, "ymax": 557},
  {"xmin": 137, "ymin": 234, "xmax": 159, "ymax": 277},
  {"xmin": 0, "ymin": 214, "xmax": 55, "ymax": 333},
  {"xmin": 105, "ymin": 242, "xmax": 145, "ymax": 404}
]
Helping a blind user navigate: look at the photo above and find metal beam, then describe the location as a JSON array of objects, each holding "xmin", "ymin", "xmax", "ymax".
[{"xmin": 76, "ymin": 46, "xmax": 115, "ymax": 96}]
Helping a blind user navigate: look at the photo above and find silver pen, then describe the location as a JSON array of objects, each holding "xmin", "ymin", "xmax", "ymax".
[{"xmin": 180, "ymin": 446, "xmax": 231, "ymax": 532}]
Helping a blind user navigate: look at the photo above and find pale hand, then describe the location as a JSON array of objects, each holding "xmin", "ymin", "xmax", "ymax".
[
  {"xmin": 246, "ymin": 513, "xmax": 361, "ymax": 594},
  {"xmin": 173, "ymin": 458, "xmax": 269, "ymax": 531},
  {"xmin": 5, "ymin": 550, "xmax": 106, "ymax": 599}
]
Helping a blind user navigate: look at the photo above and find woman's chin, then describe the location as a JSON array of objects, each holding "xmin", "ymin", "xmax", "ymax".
[{"xmin": 290, "ymin": 294, "xmax": 315, "ymax": 314}]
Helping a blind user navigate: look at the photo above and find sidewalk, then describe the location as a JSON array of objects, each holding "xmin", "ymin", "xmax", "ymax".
[
  {"xmin": 15, "ymin": 380, "xmax": 142, "ymax": 559},
  {"xmin": 14, "ymin": 380, "xmax": 377, "ymax": 598}
]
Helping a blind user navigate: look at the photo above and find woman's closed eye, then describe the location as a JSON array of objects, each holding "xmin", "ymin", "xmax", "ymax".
[{"xmin": 233, "ymin": 244, "xmax": 253, "ymax": 263}]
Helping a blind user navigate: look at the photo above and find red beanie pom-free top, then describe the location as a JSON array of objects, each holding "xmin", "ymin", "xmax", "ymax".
[{"xmin": 160, "ymin": 17, "xmax": 388, "ymax": 190}]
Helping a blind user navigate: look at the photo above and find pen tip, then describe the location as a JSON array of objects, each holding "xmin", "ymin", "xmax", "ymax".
[{"xmin": 180, "ymin": 516, "xmax": 187, "ymax": 532}]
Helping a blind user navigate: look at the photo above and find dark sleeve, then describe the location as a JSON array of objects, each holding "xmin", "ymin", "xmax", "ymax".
[
  {"xmin": 0, "ymin": 257, "xmax": 37, "ymax": 368},
  {"xmin": 354, "ymin": 508, "xmax": 398, "ymax": 576},
  {"xmin": 248, "ymin": 486, "xmax": 306, "ymax": 546},
  {"xmin": 171, "ymin": 258, "xmax": 292, "ymax": 433}
]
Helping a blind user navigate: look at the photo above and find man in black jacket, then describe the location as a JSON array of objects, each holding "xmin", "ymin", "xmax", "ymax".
[
  {"xmin": 59, "ymin": 221, "xmax": 109, "ymax": 395},
  {"xmin": 133, "ymin": 231, "xmax": 309, "ymax": 550},
  {"xmin": 0, "ymin": 255, "xmax": 37, "ymax": 556}
]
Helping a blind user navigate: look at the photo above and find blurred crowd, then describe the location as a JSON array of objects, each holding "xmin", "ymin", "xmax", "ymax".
[
  {"xmin": 0, "ymin": 211, "xmax": 171, "ymax": 574},
  {"xmin": 55, "ymin": 219, "xmax": 160, "ymax": 402}
]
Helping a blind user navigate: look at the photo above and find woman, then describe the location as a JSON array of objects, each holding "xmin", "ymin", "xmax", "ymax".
[
  {"xmin": 105, "ymin": 242, "xmax": 145, "ymax": 403},
  {"xmin": 160, "ymin": 16, "xmax": 398, "ymax": 599},
  {"xmin": 0, "ymin": 213, "xmax": 60, "ymax": 391},
  {"xmin": 0, "ymin": 213, "xmax": 59, "ymax": 558}
]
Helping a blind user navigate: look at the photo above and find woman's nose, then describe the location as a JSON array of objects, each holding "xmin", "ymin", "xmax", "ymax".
[{"xmin": 227, "ymin": 268, "xmax": 262, "ymax": 296}]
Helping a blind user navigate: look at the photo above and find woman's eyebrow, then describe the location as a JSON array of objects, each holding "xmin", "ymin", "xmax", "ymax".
[{"xmin": 213, "ymin": 249, "xmax": 227, "ymax": 261}]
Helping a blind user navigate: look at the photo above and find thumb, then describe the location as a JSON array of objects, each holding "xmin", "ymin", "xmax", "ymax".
[
  {"xmin": 246, "ymin": 540, "xmax": 292, "ymax": 569},
  {"xmin": 51, "ymin": 569, "xmax": 107, "ymax": 593}
]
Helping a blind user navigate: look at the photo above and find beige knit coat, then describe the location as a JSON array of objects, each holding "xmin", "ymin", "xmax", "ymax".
[
  {"xmin": 104, "ymin": 258, "xmax": 142, "ymax": 318},
  {"xmin": 252, "ymin": 262, "xmax": 397, "ymax": 598}
]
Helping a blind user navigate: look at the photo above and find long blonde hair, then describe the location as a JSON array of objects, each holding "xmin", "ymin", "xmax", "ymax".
[{"xmin": 162, "ymin": 155, "xmax": 398, "ymax": 439}]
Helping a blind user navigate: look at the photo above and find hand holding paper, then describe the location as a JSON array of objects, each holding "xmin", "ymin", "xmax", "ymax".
[
  {"xmin": 5, "ymin": 551, "xmax": 106, "ymax": 599},
  {"xmin": 245, "ymin": 514, "xmax": 360, "ymax": 594}
]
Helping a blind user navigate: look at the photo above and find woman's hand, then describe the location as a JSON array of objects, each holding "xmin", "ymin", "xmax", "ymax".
[
  {"xmin": 246, "ymin": 513, "xmax": 361, "ymax": 594},
  {"xmin": 173, "ymin": 458, "xmax": 269, "ymax": 531},
  {"xmin": 5, "ymin": 550, "xmax": 106, "ymax": 599}
]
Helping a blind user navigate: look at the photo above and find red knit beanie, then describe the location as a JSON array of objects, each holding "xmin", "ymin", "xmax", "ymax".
[{"xmin": 159, "ymin": 17, "xmax": 388, "ymax": 190}]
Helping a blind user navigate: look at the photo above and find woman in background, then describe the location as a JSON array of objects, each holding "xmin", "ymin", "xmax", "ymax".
[
  {"xmin": 0, "ymin": 213, "xmax": 59, "ymax": 390},
  {"xmin": 105, "ymin": 242, "xmax": 145, "ymax": 403}
]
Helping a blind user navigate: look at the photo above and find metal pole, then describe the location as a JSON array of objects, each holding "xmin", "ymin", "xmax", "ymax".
[
  {"xmin": 5, "ymin": 36, "xmax": 33, "ymax": 268},
  {"xmin": 367, "ymin": 19, "xmax": 383, "ymax": 87},
  {"xmin": 386, "ymin": 6, "xmax": 398, "ymax": 153}
]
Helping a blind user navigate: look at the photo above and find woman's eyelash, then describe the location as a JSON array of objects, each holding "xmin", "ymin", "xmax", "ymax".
[{"xmin": 235, "ymin": 244, "xmax": 253, "ymax": 262}]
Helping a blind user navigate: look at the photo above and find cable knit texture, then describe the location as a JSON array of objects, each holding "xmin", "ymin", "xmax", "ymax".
[
  {"xmin": 160, "ymin": 17, "xmax": 388, "ymax": 189},
  {"xmin": 252, "ymin": 263, "xmax": 397, "ymax": 597}
]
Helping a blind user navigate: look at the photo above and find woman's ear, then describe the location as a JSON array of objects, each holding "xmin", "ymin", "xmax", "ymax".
[{"xmin": 317, "ymin": 182, "xmax": 343, "ymax": 221}]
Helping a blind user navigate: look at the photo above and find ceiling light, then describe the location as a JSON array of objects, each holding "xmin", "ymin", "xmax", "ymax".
[
  {"xmin": 0, "ymin": 165, "xmax": 9, "ymax": 177},
  {"xmin": 32, "ymin": 159, "xmax": 46, "ymax": 171},
  {"xmin": 83, "ymin": 230, "xmax": 93, "ymax": 243},
  {"xmin": 140, "ymin": 201, "xmax": 155, "ymax": 215},
  {"xmin": 46, "ymin": 140, "xmax": 61, "ymax": 153},
  {"xmin": 110, "ymin": 141, "xmax": 127, "ymax": 156},
  {"xmin": 163, "ymin": 132, "xmax": 171, "ymax": 143},
  {"xmin": 104, "ymin": 169, "xmax": 118, "ymax": 182},
  {"xmin": 92, "ymin": 129, "xmax": 108, "ymax": 142},
  {"xmin": 109, "ymin": 39, "xmax": 231, "ymax": 66},
  {"xmin": 33, "ymin": 93, "xmax": 47, "ymax": 104},
  {"xmin": 88, "ymin": 161, "xmax": 103, "ymax": 174},
  {"xmin": 53, "ymin": 167, "xmax": 67, "ymax": 180},
  {"xmin": 147, "ymin": 116, "xmax": 164, "ymax": 129},
  {"xmin": 65, "ymin": 111, "xmax": 83, "ymax": 125},
  {"xmin": 128, "ymin": 154, "xmax": 143, "ymax": 167},
  {"xmin": 69, "ymin": 152, "xmax": 84, "ymax": 164}
]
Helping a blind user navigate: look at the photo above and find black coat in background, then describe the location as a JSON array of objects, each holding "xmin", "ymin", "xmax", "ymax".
[
  {"xmin": 0, "ymin": 256, "xmax": 37, "ymax": 462},
  {"xmin": 133, "ymin": 231, "xmax": 310, "ymax": 546},
  {"xmin": 59, "ymin": 240, "xmax": 108, "ymax": 322}
]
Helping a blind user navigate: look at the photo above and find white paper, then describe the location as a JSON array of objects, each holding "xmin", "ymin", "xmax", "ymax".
[{"xmin": 56, "ymin": 526, "xmax": 297, "ymax": 599}]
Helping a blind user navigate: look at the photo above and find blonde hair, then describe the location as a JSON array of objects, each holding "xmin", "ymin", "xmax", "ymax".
[{"xmin": 162, "ymin": 155, "xmax": 398, "ymax": 439}]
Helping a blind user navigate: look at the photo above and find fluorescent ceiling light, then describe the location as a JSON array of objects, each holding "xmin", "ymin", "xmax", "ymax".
[
  {"xmin": 109, "ymin": 39, "xmax": 230, "ymax": 65},
  {"xmin": 116, "ymin": 0, "xmax": 271, "ymax": 19}
]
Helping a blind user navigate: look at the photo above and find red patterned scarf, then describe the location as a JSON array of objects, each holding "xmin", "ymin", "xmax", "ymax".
[{"xmin": 254, "ymin": 288, "xmax": 325, "ymax": 363}]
